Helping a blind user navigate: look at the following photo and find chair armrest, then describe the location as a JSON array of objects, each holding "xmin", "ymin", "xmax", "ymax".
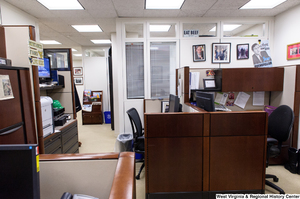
[
  {"xmin": 137, "ymin": 136, "xmax": 144, "ymax": 140},
  {"xmin": 267, "ymin": 137, "xmax": 278, "ymax": 145}
]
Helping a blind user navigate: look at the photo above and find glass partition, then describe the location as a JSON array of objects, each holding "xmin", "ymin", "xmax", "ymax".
[
  {"xmin": 183, "ymin": 23, "xmax": 217, "ymax": 37},
  {"xmin": 44, "ymin": 49, "xmax": 71, "ymax": 71},
  {"xmin": 223, "ymin": 23, "xmax": 265, "ymax": 37},
  {"xmin": 125, "ymin": 23, "xmax": 144, "ymax": 38}
]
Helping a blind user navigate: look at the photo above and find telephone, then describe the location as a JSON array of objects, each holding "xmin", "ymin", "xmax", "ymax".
[{"xmin": 61, "ymin": 192, "xmax": 99, "ymax": 199}]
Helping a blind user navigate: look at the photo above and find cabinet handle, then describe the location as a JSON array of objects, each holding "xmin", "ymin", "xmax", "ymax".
[{"xmin": 0, "ymin": 122, "xmax": 23, "ymax": 136}]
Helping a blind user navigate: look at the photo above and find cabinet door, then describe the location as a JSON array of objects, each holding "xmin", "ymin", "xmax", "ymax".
[{"xmin": 0, "ymin": 69, "xmax": 25, "ymax": 143}]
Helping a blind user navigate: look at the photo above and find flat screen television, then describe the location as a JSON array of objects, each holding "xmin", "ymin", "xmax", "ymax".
[
  {"xmin": 0, "ymin": 144, "xmax": 40, "ymax": 199},
  {"xmin": 38, "ymin": 57, "xmax": 51, "ymax": 83},
  {"xmin": 168, "ymin": 94, "xmax": 180, "ymax": 112},
  {"xmin": 196, "ymin": 91, "xmax": 215, "ymax": 112}
]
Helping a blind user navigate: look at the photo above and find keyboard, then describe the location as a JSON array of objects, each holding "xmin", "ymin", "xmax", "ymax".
[{"xmin": 215, "ymin": 104, "xmax": 232, "ymax": 112}]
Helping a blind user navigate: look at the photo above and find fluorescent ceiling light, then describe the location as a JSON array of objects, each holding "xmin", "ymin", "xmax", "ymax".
[
  {"xmin": 91, "ymin": 40, "xmax": 112, "ymax": 44},
  {"xmin": 240, "ymin": 0, "xmax": 286, "ymax": 9},
  {"xmin": 73, "ymin": 54, "xmax": 82, "ymax": 57},
  {"xmin": 72, "ymin": 25, "xmax": 102, "ymax": 32},
  {"xmin": 146, "ymin": 0, "xmax": 185, "ymax": 9},
  {"xmin": 209, "ymin": 24, "xmax": 241, "ymax": 32},
  {"xmin": 72, "ymin": 49, "xmax": 77, "ymax": 51},
  {"xmin": 40, "ymin": 40, "xmax": 61, "ymax": 44},
  {"xmin": 37, "ymin": 0, "xmax": 84, "ymax": 10},
  {"xmin": 150, "ymin": 25, "xmax": 171, "ymax": 32}
]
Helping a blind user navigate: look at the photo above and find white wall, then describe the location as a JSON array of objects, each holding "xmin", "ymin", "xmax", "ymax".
[
  {"xmin": 0, "ymin": 1, "xmax": 39, "ymax": 40},
  {"xmin": 273, "ymin": 4, "xmax": 300, "ymax": 67},
  {"xmin": 83, "ymin": 55, "xmax": 109, "ymax": 113}
]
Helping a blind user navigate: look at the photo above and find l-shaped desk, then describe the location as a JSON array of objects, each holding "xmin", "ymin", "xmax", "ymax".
[{"xmin": 144, "ymin": 103, "xmax": 268, "ymax": 199}]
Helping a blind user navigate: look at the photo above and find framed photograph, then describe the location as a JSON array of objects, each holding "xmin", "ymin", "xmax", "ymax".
[
  {"xmin": 74, "ymin": 67, "xmax": 83, "ymax": 76},
  {"xmin": 161, "ymin": 101, "xmax": 169, "ymax": 113},
  {"xmin": 237, "ymin": 44, "xmax": 249, "ymax": 60},
  {"xmin": 74, "ymin": 77, "xmax": 83, "ymax": 85},
  {"xmin": 203, "ymin": 79, "xmax": 216, "ymax": 89},
  {"xmin": 287, "ymin": 42, "xmax": 300, "ymax": 60},
  {"xmin": 193, "ymin": 44, "xmax": 206, "ymax": 62},
  {"xmin": 212, "ymin": 43, "xmax": 231, "ymax": 64}
]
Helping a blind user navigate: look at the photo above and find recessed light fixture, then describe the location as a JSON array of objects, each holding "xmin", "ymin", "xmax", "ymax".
[
  {"xmin": 146, "ymin": 0, "xmax": 185, "ymax": 9},
  {"xmin": 40, "ymin": 40, "xmax": 61, "ymax": 44},
  {"xmin": 72, "ymin": 25, "xmax": 102, "ymax": 32},
  {"xmin": 91, "ymin": 40, "xmax": 112, "ymax": 44},
  {"xmin": 150, "ymin": 25, "xmax": 171, "ymax": 32},
  {"xmin": 37, "ymin": 0, "xmax": 84, "ymax": 10},
  {"xmin": 240, "ymin": 0, "xmax": 286, "ymax": 9},
  {"xmin": 73, "ymin": 54, "xmax": 82, "ymax": 57},
  {"xmin": 72, "ymin": 49, "xmax": 77, "ymax": 52},
  {"xmin": 209, "ymin": 24, "xmax": 241, "ymax": 32}
]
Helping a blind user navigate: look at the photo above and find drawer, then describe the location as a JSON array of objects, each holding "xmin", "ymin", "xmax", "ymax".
[
  {"xmin": 44, "ymin": 135, "xmax": 61, "ymax": 154},
  {"xmin": 52, "ymin": 147, "xmax": 62, "ymax": 154},
  {"xmin": 82, "ymin": 113, "xmax": 102, "ymax": 124},
  {"xmin": 44, "ymin": 133, "xmax": 60, "ymax": 146},
  {"xmin": 66, "ymin": 142, "xmax": 79, "ymax": 153},
  {"xmin": 63, "ymin": 133, "xmax": 78, "ymax": 153},
  {"xmin": 62, "ymin": 125, "xmax": 77, "ymax": 144}
]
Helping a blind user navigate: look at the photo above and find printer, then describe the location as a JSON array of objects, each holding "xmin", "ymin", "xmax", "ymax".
[{"xmin": 40, "ymin": 96, "xmax": 54, "ymax": 137}]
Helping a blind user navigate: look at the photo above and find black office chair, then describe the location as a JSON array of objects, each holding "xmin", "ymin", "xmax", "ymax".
[
  {"xmin": 126, "ymin": 108, "xmax": 145, "ymax": 180},
  {"xmin": 265, "ymin": 105, "xmax": 294, "ymax": 194}
]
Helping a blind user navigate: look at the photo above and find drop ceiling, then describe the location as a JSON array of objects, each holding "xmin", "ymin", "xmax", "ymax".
[{"xmin": 3, "ymin": 0, "xmax": 300, "ymax": 57}]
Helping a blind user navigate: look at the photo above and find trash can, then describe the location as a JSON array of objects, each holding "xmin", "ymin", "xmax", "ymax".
[
  {"xmin": 117, "ymin": 134, "xmax": 133, "ymax": 152},
  {"xmin": 104, "ymin": 111, "xmax": 111, "ymax": 124}
]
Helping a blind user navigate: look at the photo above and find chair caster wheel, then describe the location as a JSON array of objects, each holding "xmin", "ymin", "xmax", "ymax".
[
  {"xmin": 136, "ymin": 175, "xmax": 140, "ymax": 180},
  {"xmin": 273, "ymin": 177, "xmax": 279, "ymax": 182}
]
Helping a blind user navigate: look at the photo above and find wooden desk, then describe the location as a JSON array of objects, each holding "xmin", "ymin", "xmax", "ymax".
[{"xmin": 144, "ymin": 108, "xmax": 267, "ymax": 199}]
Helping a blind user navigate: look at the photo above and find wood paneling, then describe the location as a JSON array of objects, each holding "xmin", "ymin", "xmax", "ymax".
[
  {"xmin": 19, "ymin": 69, "xmax": 37, "ymax": 144},
  {"xmin": 295, "ymin": 65, "xmax": 300, "ymax": 92},
  {"xmin": 222, "ymin": 68, "xmax": 284, "ymax": 92},
  {"xmin": 147, "ymin": 137, "xmax": 203, "ymax": 193},
  {"xmin": 210, "ymin": 112, "xmax": 267, "ymax": 136},
  {"xmin": 184, "ymin": 67, "xmax": 190, "ymax": 103},
  {"xmin": 0, "ymin": 26, "xmax": 6, "ymax": 58},
  {"xmin": 209, "ymin": 136, "xmax": 266, "ymax": 191},
  {"xmin": 145, "ymin": 113, "xmax": 203, "ymax": 137}
]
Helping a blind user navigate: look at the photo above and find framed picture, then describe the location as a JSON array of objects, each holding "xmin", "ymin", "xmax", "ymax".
[
  {"xmin": 74, "ymin": 77, "xmax": 83, "ymax": 85},
  {"xmin": 193, "ymin": 44, "xmax": 206, "ymax": 62},
  {"xmin": 161, "ymin": 101, "xmax": 169, "ymax": 113},
  {"xmin": 237, "ymin": 44, "xmax": 249, "ymax": 60},
  {"xmin": 203, "ymin": 79, "xmax": 216, "ymax": 89},
  {"xmin": 212, "ymin": 43, "xmax": 231, "ymax": 64},
  {"xmin": 74, "ymin": 67, "xmax": 83, "ymax": 76},
  {"xmin": 287, "ymin": 42, "xmax": 300, "ymax": 60}
]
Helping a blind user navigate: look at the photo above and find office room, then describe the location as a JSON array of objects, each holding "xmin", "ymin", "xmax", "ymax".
[{"xmin": 0, "ymin": 0, "xmax": 300, "ymax": 198}]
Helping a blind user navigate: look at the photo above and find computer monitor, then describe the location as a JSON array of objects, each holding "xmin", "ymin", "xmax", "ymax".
[
  {"xmin": 38, "ymin": 57, "xmax": 51, "ymax": 83},
  {"xmin": 0, "ymin": 144, "xmax": 40, "ymax": 199},
  {"xmin": 196, "ymin": 91, "xmax": 215, "ymax": 112},
  {"xmin": 168, "ymin": 94, "xmax": 180, "ymax": 112}
]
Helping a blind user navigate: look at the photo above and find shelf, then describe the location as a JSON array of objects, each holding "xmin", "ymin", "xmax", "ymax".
[{"xmin": 40, "ymin": 85, "xmax": 64, "ymax": 91}]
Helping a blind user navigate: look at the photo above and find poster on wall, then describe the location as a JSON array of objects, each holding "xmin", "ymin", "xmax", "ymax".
[
  {"xmin": 287, "ymin": 42, "xmax": 300, "ymax": 60},
  {"xmin": 251, "ymin": 40, "xmax": 272, "ymax": 68}
]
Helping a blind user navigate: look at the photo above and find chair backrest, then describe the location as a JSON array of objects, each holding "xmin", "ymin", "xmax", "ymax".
[
  {"xmin": 126, "ymin": 108, "xmax": 143, "ymax": 139},
  {"xmin": 268, "ymin": 105, "xmax": 294, "ymax": 143}
]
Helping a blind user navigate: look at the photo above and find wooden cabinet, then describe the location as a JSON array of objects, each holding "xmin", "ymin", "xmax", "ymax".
[
  {"xmin": 0, "ymin": 66, "xmax": 37, "ymax": 144},
  {"xmin": 222, "ymin": 67, "xmax": 284, "ymax": 92},
  {"xmin": 43, "ymin": 120, "xmax": 78, "ymax": 154},
  {"xmin": 82, "ymin": 90, "xmax": 103, "ymax": 125}
]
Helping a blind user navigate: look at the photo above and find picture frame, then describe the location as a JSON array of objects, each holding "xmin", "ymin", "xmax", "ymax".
[
  {"xmin": 74, "ymin": 77, "xmax": 83, "ymax": 85},
  {"xmin": 203, "ymin": 79, "xmax": 216, "ymax": 89},
  {"xmin": 237, "ymin": 44, "xmax": 249, "ymax": 60},
  {"xmin": 287, "ymin": 42, "xmax": 300, "ymax": 60},
  {"xmin": 161, "ymin": 101, "xmax": 169, "ymax": 113},
  {"xmin": 193, "ymin": 44, "xmax": 206, "ymax": 62},
  {"xmin": 74, "ymin": 67, "xmax": 83, "ymax": 76},
  {"xmin": 212, "ymin": 43, "xmax": 231, "ymax": 64}
]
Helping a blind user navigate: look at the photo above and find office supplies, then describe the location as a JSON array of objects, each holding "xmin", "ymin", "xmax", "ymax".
[{"xmin": 215, "ymin": 104, "xmax": 232, "ymax": 112}]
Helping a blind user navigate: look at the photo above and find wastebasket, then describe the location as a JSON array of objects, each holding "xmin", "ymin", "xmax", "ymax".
[
  {"xmin": 104, "ymin": 111, "xmax": 111, "ymax": 124},
  {"xmin": 117, "ymin": 134, "xmax": 133, "ymax": 152}
]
